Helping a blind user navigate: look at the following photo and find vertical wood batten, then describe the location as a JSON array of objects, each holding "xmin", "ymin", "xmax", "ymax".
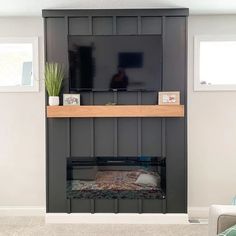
[
  {"xmin": 89, "ymin": 16, "xmax": 93, "ymax": 35},
  {"xmin": 161, "ymin": 16, "xmax": 166, "ymax": 158},
  {"xmin": 113, "ymin": 16, "xmax": 117, "ymax": 35},
  {"xmin": 162, "ymin": 199, "xmax": 167, "ymax": 213},
  {"xmin": 44, "ymin": 17, "xmax": 49, "ymax": 212},
  {"xmin": 65, "ymin": 16, "xmax": 71, "ymax": 158},
  {"xmin": 138, "ymin": 92, "xmax": 142, "ymax": 156},
  {"xmin": 161, "ymin": 17, "xmax": 167, "ymax": 213},
  {"xmin": 114, "ymin": 92, "xmax": 118, "ymax": 157},
  {"xmin": 138, "ymin": 199, "xmax": 142, "ymax": 213},
  {"xmin": 183, "ymin": 16, "xmax": 188, "ymax": 213},
  {"xmin": 90, "ymin": 92, "xmax": 94, "ymax": 157},
  {"xmin": 90, "ymin": 199, "xmax": 95, "ymax": 213},
  {"xmin": 138, "ymin": 16, "xmax": 142, "ymax": 35},
  {"xmin": 114, "ymin": 199, "xmax": 118, "ymax": 213},
  {"xmin": 67, "ymin": 199, "xmax": 71, "ymax": 213}
]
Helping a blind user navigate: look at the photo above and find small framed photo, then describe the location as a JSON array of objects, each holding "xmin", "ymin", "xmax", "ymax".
[
  {"xmin": 63, "ymin": 94, "xmax": 80, "ymax": 106},
  {"xmin": 158, "ymin": 91, "xmax": 180, "ymax": 105}
]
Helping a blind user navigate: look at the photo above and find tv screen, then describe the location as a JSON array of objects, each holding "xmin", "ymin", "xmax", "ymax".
[
  {"xmin": 68, "ymin": 35, "xmax": 162, "ymax": 91},
  {"xmin": 118, "ymin": 52, "xmax": 143, "ymax": 68}
]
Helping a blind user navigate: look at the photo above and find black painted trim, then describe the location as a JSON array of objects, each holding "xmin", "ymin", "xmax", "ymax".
[
  {"xmin": 183, "ymin": 16, "xmax": 188, "ymax": 213},
  {"xmin": 44, "ymin": 16, "xmax": 49, "ymax": 213},
  {"xmin": 42, "ymin": 9, "xmax": 189, "ymax": 18}
]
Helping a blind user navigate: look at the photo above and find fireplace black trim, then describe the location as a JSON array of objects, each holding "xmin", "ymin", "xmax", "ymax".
[{"xmin": 67, "ymin": 156, "xmax": 166, "ymax": 166}]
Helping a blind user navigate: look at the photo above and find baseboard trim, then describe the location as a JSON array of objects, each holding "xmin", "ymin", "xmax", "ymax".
[
  {"xmin": 0, "ymin": 206, "xmax": 46, "ymax": 216},
  {"xmin": 0, "ymin": 206, "xmax": 209, "ymax": 220},
  {"xmin": 188, "ymin": 207, "xmax": 209, "ymax": 219},
  {"xmin": 45, "ymin": 213, "xmax": 189, "ymax": 224}
]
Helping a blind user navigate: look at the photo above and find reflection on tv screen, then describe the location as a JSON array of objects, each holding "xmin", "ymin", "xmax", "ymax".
[{"xmin": 68, "ymin": 35, "xmax": 162, "ymax": 91}]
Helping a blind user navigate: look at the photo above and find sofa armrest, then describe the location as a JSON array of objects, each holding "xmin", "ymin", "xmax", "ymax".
[
  {"xmin": 209, "ymin": 205, "xmax": 236, "ymax": 236},
  {"xmin": 217, "ymin": 215, "xmax": 236, "ymax": 234}
]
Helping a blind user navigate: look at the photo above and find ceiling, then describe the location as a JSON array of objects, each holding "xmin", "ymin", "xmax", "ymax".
[{"xmin": 0, "ymin": 0, "xmax": 236, "ymax": 16}]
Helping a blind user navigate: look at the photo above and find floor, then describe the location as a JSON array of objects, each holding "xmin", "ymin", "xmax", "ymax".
[{"xmin": 0, "ymin": 217, "xmax": 208, "ymax": 236}]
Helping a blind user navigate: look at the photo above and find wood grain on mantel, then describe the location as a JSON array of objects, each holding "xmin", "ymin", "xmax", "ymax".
[{"xmin": 47, "ymin": 105, "xmax": 184, "ymax": 118}]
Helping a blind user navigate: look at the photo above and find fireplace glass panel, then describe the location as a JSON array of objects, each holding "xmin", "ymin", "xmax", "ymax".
[{"xmin": 67, "ymin": 157, "xmax": 165, "ymax": 200}]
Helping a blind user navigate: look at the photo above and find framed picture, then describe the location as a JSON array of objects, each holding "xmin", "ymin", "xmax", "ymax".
[
  {"xmin": 63, "ymin": 94, "xmax": 80, "ymax": 106},
  {"xmin": 158, "ymin": 91, "xmax": 180, "ymax": 105}
]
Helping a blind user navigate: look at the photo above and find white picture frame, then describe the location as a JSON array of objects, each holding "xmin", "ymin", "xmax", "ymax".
[
  {"xmin": 63, "ymin": 94, "xmax": 80, "ymax": 106},
  {"xmin": 158, "ymin": 91, "xmax": 180, "ymax": 105}
]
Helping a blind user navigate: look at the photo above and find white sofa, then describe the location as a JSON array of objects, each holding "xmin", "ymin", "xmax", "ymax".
[{"xmin": 209, "ymin": 205, "xmax": 236, "ymax": 236}]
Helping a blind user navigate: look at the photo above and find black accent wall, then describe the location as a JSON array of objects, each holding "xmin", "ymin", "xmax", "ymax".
[{"xmin": 43, "ymin": 9, "xmax": 188, "ymax": 213}]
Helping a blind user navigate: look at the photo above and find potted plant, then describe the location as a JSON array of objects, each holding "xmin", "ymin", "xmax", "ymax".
[{"xmin": 45, "ymin": 62, "xmax": 64, "ymax": 106}]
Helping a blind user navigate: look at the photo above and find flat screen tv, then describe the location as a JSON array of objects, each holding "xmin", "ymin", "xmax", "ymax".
[{"xmin": 68, "ymin": 35, "xmax": 162, "ymax": 91}]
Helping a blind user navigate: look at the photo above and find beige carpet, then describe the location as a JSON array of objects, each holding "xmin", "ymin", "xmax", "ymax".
[{"xmin": 0, "ymin": 217, "xmax": 208, "ymax": 236}]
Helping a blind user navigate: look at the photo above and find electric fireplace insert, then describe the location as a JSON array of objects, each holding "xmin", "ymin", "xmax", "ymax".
[{"xmin": 67, "ymin": 157, "xmax": 166, "ymax": 200}]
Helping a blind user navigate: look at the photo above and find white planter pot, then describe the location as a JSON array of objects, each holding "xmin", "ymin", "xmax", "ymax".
[{"xmin": 49, "ymin": 96, "xmax": 59, "ymax": 106}]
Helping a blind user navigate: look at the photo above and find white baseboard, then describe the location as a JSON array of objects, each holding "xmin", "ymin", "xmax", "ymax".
[
  {"xmin": 188, "ymin": 207, "xmax": 209, "ymax": 219},
  {"xmin": 0, "ymin": 206, "xmax": 46, "ymax": 216},
  {"xmin": 0, "ymin": 206, "xmax": 209, "ymax": 222},
  {"xmin": 46, "ymin": 213, "xmax": 189, "ymax": 224}
]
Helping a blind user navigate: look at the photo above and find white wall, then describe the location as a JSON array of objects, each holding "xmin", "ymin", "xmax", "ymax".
[
  {"xmin": 188, "ymin": 15, "xmax": 236, "ymax": 217},
  {"xmin": 0, "ymin": 15, "xmax": 236, "ymax": 217},
  {"xmin": 0, "ymin": 17, "xmax": 45, "ymax": 215}
]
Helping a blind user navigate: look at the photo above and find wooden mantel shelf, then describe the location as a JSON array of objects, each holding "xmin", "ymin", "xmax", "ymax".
[{"xmin": 47, "ymin": 105, "xmax": 184, "ymax": 118}]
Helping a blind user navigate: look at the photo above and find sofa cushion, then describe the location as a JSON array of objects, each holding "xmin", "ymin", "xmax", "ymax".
[{"xmin": 218, "ymin": 224, "xmax": 236, "ymax": 236}]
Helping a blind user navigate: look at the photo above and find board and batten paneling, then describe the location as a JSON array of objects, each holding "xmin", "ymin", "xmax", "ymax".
[
  {"xmin": 163, "ymin": 16, "xmax": 187, "ymax": 213},
  {"xmin": 44, "ymin": 9, "xmax": 188, "ymax": 213},
  {"xmin": 141, "ymin": 17, "xmax": 162, "ymax": 34},
  {"xmin": 47, "ymin": 119, "xmax": 68, "ymax": 212},
  {"xmin": 69, "ymin": 17, "xmax": 90, "ymax": 35},
  {"xmin": 70, "ymin": 119, "xmax": 92, "ymax": 157},
  {"xmin": 117, "ymin": 17, "xmax": 138, "ymax": 35},
  {"xmin": 45, "ymin": 17, "xmax": 69, "ymax": 212},
  {"xmin": 93, "ymin": 17, "xmax": 113, "ymax": 35}
]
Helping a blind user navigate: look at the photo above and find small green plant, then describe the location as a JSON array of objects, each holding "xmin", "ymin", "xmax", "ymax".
[{"xmin": 45, "ymin": 62, "xmax": 64, "ymax": 96}]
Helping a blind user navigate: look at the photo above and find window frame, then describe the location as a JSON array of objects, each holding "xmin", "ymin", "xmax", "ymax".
[
  {"xmin": 0, "ymin": 37, "xmax": 39, "ymax": 92},
  {"xmin": 194, "ymin": 34, "xmax": 236, "ymax": 91}
]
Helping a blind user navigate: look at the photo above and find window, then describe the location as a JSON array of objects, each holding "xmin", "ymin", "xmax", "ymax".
[
  {"xmin": 194, "ymin": 35, "xmax": 236, "ymax": 91},
  {"xmin": 0, "ymin": 37, "xmax": 39, "ymax": 92}
]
